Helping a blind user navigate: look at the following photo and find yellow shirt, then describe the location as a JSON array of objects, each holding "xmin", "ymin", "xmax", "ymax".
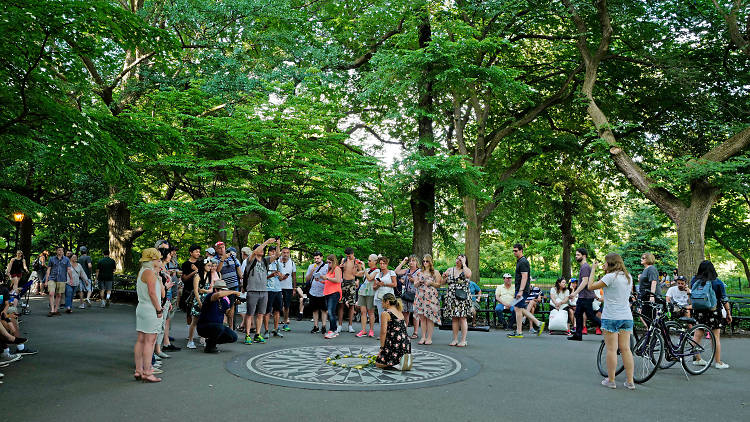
[{"xmin": 495, "ymin": 284, "xmax": 515, "ymax": 304}]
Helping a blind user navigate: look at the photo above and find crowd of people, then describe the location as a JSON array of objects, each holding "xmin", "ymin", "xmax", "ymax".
[{"xmin": 0, "ymin": 238, "xmax": 736, "ymax": 387}]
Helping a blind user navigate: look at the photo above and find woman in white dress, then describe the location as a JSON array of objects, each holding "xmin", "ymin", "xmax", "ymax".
[{"xmin": 134, "ymin": 248, "xmax": 164, "ymax": 383}]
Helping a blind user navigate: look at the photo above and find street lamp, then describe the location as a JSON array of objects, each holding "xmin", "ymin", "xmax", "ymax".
[{"xmin": 12, "ymin": 212, "xmax": 23, "ymax": 252}]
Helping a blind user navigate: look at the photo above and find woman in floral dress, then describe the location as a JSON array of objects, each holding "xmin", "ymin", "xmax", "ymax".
[
  {"xmin": 375, "ymin": 293, "xmax": 412, "ymax": 370},
  {"xmin": 414, "ymin": 255, "xmax": 442, "ymax": 345},
  {"xmin": 443, "ymin": 255, "xmax": 472, "ymax": 347}
]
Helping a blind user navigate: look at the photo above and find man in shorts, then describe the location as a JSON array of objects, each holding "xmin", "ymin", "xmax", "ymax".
[
  {"xmin": 96, "ymin": 250, "xmax": 116, "ymax": 308},
  {"xmin": 508, "ymin": 244, "xmax": 545, "ymax": 338},
  {"xmin": 277, "ymin": 247, "xmax": 297, "ymax": 331},
  {"xmin": 242, "ymin": 238, "xmax": 279, "ymax": 344},
  {"xmin": 339, "ymin": 247, "xmax": 364, "ymax": 333},
  {"xmin": 305, "ymin": 252, "xmax": 328, "ymax": 334},
  {"xmin": 45, "ymin": 247, "xmax": 71, "ymax": 317},
  {"xmin": 264, "ymin": 246, "xmax": 284, "ymax": 338}
]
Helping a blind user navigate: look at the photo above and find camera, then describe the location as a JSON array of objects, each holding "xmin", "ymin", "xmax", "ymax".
[{"xmin": 236, "ymin": 296, "xmax": 248, "ymax": 303}]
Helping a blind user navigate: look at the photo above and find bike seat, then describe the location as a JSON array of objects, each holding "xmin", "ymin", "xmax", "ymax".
[{"xmin": 678, "ymin": 316, "xmax": 696, "ymax": 325}]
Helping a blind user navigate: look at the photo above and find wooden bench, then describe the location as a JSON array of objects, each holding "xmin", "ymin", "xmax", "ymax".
[{"xmin": 728, "ymin": 295, "xmax": 750, "ymax": 334}]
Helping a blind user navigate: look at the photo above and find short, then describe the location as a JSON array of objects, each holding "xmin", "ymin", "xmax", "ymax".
[
  {"xmin": 77, "ymin": 279, "xmax": 93, "ymax": 293},
  {"xmin": 308, "ymin": 295, "xmax": 326, "ymax": 312},
  {"xmin": 601, "ymin": 319, "xmax": 634, "ymax": 333},
  {"xmin": 471, "ymin": 301, "xmax": 481, "ymax": 312},
  {"xmin": 99, "ymin": 280, "xmax": 113, "ymax": 291},
  {"xmin": 357, "ymin": 294, "xmax": 375, "ymax": 310},
  {"xmin": 281, "ymin": 289, "xmax": 294, "ymax": 310},
  {"xmin": 513, "ymin": 290, "xmax": 530, "ymax": 309},
  {"xmin": 48, "ymin": 281, "xmax": 66, "ymax": 295},
  {"xmin": 10, "ymin": 273, "xmax": 22, "ymax": 279},
  {"xmin": 266, "ymin": 291, "xmax": 283, "ymax": 314},
  {"xmin": 341, "ymin": 279, "xmax": 357, "ymax": 306},
  {"xmin": 246, "ymin": 291, "xmax": 268, "ymax": 316}
]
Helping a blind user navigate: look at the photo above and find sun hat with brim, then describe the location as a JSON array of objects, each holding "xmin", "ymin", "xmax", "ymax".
[
  {"xmin": 213, "ymin": 280, "xmax": 228, "ymax": 290},
  {"xmin": 139, "ymin": 248, "xmax": 161, "ymax": 262}
]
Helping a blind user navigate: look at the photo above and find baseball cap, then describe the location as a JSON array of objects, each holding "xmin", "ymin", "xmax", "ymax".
[
  {"xmin": 215, "ymin": 241, "xmax": 225, "ymax": 247},
  {"xmin": 503, "ymin": 273, "xmax": 512, "ymax": 278},
  {"xmin": 241, "ymin": 247, "xmax": 252, "ymax": 255},
  {"xmin": 227, "ymin": 246, "xmax": 237, "ymax": 253},
  {"xmin": 206, "ymin": 247, "xmax": 216, "ymax": 255}
]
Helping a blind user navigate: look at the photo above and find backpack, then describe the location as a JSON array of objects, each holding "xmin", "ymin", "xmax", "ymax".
[
  {"xmin": 33, "ymin": 258, "xmax": 44, "ymax": 272},
  {"xmin": 691, "ymin": 278, "xmax": 717, "ymax": 311}
]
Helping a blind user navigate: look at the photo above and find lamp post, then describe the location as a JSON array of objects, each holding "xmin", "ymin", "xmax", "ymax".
[{"xmin": 13, "ymin": 212, "xmax": 24, "ymax": 252}]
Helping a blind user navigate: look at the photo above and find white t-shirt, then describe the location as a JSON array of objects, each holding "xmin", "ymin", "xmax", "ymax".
[
  {"xmin": 666, "ymin": 285, "xmax": 689, "ymax": 307},
  {"xmin": 277, "ymin": 258, "xmax": 297, "ymax": 290},
  {"xmin": 600, "ymin": 272, "xmax": 633, "ymax": 321},
  {"xmin": 373, "ymin": 269, "xmax": 395, "ymax": 300}
]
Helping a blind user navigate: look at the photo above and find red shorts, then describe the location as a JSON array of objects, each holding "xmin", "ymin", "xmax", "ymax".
[{"xmin": 11, "ymin": 273, "xmax": 22, "ymax": 279}]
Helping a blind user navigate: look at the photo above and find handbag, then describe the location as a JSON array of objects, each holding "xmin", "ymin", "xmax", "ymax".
[
  {"xmin": 454, "ymin": 287, "xmax": 468, "ymax": 301},
  {"xmin": 401, "ymin": 289, "xmax": 416, "ymax": 302}
]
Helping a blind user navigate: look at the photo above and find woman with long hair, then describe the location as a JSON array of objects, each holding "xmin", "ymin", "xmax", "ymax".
[
  {"xmin": 187, "ymin": 258, "xmax": 217, "ymax": 349},
  {"xmin": 6, "ymin": 250, "xmax": 27, "ymax": 305},
  {"xmin": 414, "ymin": 255, "xmax": 441, "ymax": 345},
  {"xmin": 134, "ymin": 248, "xmax": 164, "ymax": 382},
  {"xmin": 395, "ymin": 255, "xmax": 421, "ymax": 339},
  {"xmin": 691, "ymin": 260, "xmax": 732, "ymax": 369},
  {"xmin": 321, "ymin": 254, "xmax": 342, "ymax": 339},
  {"xmin": 442, "ymin": 255, "xmax": 472, "ymax": 347},
  {"xmin": 549, "ymin": 278, "xmax": 571, "ymax": 333},
  {"xmin": 587, "ymin": 253, "xmax": 635, "ymax": 389},
  {"xmin": 375, "ymin": 293, "xmax": 412, "ymax": 370}
]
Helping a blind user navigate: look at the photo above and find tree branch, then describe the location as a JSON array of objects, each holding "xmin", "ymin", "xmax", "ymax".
[
  {"xmin": 111, "ymin": 51, "xmax": 156, "ymax": 88},
  {"xmin": 698, "ymin": 126, "xmax": 750, "ymax": 162},
  {"xmin": 336, "ymin": 17, "xmax": 406, "ymax": 70},
  {"xmin": 345, "ymin": 124, "xmax": 402, "ymax": 146}
]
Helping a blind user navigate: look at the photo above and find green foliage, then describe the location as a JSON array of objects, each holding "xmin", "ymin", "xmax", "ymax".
[{"xmin": 617, "ymin": 206, "xmax": 677, "ymax": 276}]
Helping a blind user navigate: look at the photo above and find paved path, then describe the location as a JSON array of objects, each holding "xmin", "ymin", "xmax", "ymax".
[{"xmin": 5, "ymin": 297, "xmax": 749, "ymax": 421}]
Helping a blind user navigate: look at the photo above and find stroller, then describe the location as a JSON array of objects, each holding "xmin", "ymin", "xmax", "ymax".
[{"xmin": 11, "ymin": 274, "xmax": 34, "ymax": 315}]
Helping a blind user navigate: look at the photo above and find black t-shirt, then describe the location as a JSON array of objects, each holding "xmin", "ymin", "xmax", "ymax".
[
  {"xmin": 515, "ymin": 256, "xmax": 531, "ymax": 295},
  {"xmin": 181, "ymin": 259, "xmax": 204, "ymax": 292},
  {"xmin": 97, "ymin": 257, "xmax": 116, "ymax": 281},
  {"xmin": 0, "ymin": 285, "xmax": 10, "ymax": 309}
]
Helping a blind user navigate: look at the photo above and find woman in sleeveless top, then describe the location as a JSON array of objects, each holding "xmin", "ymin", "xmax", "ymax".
[
  {"xmin": 442, "ymin": 255, "xmax": 472, "ymax": 347},
  {"xmin": 6, "ymin": 250, "xmax": 27, "ymax": 303},
  {"xmin": 134, "ymin": 248, "xmax": 165, "ymax": 383},
  {"xmin": 395, "ymin": 255, "xmax": 421, "ymax": 339},
  {"xmin": 414, "ymin": 254, "xmax": 441, "ymax": 345},
  {"xmin": 375, "ymin": 293, "xmax": 412, "ymax": 370}
]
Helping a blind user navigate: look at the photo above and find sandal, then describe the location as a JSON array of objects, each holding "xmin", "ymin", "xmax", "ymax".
[
  {"xmin": 410, "ymin": 333, "xmax": 418, "ymax": 339},
  {"xmin": 133, "ymin": 372, "xmax": 142, "ymax": 381},
  {"xmin": 456, "ymin": 341, "xmax": 467, "ymax": 347},
  {"xmin": 449, "ymin": 340, "xmax": 458, "ymax": 346},
  {"xmin": 424, "ymin": 340, "xmax": 432, "ymax": 345},
  {"xmin": 418, "ymin": 339, "xmax": 426, "ymax": 345},
  {"xmin": 141, "ymin": 374, "xmax": 162, "ymax": 383}
]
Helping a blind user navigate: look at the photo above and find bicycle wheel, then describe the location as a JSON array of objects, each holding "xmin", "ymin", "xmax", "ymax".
[
  {"xmin": 659, "ymin": 321, "xmax": 683, "ymax": 369},
  {"xmin": 680, "ymin": 324, "xmax": 716, "ymax": 375},
  {"xmin": 631, "ymin": 311, "xmax": 651, "ymax": 344},
  {"xmin": 632, "ymin": 331, "xmax": 662, "ymax": 384},
  {"xmin": 597, "ymin": 340, "xmax": 625, "ymax": 377}
]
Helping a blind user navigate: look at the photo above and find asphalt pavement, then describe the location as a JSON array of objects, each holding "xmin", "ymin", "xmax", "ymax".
[{"xmin": 4, "ymin": 296, "xmax": 749, "ymax": 421}]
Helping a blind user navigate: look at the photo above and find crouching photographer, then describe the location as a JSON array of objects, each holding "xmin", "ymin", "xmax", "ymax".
[{"xmin": 196, "ymin": 280, "xmax": 242, "ymax": 353}]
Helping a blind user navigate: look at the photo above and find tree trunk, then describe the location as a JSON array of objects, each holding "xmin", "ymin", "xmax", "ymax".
[
  {"xmin": 560, "ymin": 190, "xmax": 574, "ymax": 280},
  {"xmin": 106, "ymin": 194, "xmax": 144, "ymax": 273},
  {"xmin": 463, "ymin": 196, "xmax": 481, "ymax": 281},
  {"xmin": 410, "ymin": 11, "xmax": 435, "ymax": 260},
  {"xmin": 232, "ymin": 212, "xmax": 263, "ymax": 249},
  {"xmin": 676, "ymin": 184, "xmax": 719, "ymax": 280}
]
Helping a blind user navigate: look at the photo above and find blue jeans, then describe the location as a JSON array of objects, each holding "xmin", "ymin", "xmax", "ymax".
[
  {"xmin": 64, "ymin": 284, "xmax": 76, "ymax": 309},
  {"xmin": 494, "ymin": 303, "xmax": 514, "ymax": 325},
  {"xmin": 325, "ymin": 292, "xmax": 340, "ymax": 332}
]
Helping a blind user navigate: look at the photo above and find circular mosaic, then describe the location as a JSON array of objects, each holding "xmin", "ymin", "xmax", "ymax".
[{"xmin": 226, "ymin": 344, "xmax": 480, "ymax": 391}]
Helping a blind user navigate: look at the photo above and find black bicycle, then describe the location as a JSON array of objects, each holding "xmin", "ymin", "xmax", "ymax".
[{"xmin": 596, "ymin": 294, "xmax": 715, "ymax": 382}]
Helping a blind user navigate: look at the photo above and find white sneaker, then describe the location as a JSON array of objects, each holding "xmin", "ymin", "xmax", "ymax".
[
  {"xmin": 529, "ymin": 327, "xmax": 537, "ymax": 334},
  {"xmin": 186, "ymin": 341, "xmax": 196, "ymax": 349},
  {"xmin": 153, "ymin": 361, "xmax": 162, "ymax": 368},
  {"xmin": 156, "ymin": 351, "xmax": 170, "ymax": 359},
  {"xmin": 693, "ymin": 359, "xmax": 708, "ymax": 366},
  {"xmin": 714, "ymin": 362, "xmax": 730, "ymax": 369},
  {"xmin": 79, "ymin": 304, "xmax": 85, "ymax": 309},
  {"xmin": 154, "ymin": 354, "xmax": 162, "ymax": 361},
  {"xmin": 335, "ymin": 326, "xmax": 341, "ymax": 334},
  {"xmin": 348, "ymin": 325, "xmax": 355, "ymax": 333},
  {"xmin": 100, "ymin": 300, "xmax": 106, "ymax": 308},
  {"xmin": 0, "ymin": 352, "xmax": 21, "ymax": 364}
]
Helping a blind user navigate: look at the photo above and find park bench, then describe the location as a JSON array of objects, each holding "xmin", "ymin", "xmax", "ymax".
[{"xmin": 727, "ymin": 294, "xmax": 750, "ymax": 334}]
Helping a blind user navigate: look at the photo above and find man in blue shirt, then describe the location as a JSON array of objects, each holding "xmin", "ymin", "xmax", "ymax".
[
  {"xmin": 197, "ymin": 280, "xmax": 241, "ymax": 353},
  {"xmin": 45, "ymin": 247, "xmax": 72, "ymax": 317}
]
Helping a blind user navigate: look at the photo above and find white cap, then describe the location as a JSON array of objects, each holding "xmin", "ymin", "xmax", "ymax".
[
  {"xmin": 206, "ymin": 247, "xmax": 216, "ymax": 255},
  {"xmin": 368, "ymin": 254, "xmax": 378, "ymax": 261},
  {"xmin": 503, "ymin": 273, "xmax": 512, "ymax": 278},
  {"xmin": 241, "ymin": 247, "xmax": 252, "ymax": 255}
]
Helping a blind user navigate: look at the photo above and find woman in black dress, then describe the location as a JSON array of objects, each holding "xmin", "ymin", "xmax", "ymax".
[{"xmin": 375, "ymin": 293, "xmax": 412, "ymax": 370}]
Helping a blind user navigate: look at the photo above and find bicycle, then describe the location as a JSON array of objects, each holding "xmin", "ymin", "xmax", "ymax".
[
  {"xmin": 597, "ymin": 293, "xmax": 715, "ymax": 383},
  {"xmin": 596, "ymin": 296, "xmax": 649, "ymax": 377}
]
